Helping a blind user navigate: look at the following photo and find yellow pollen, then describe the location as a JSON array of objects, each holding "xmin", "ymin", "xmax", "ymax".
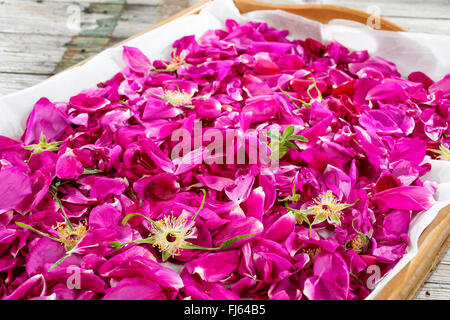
[
  {"xmin": 150, "ymin": 215, "xmax": 196, "ymax": 257},
  {"xmin": 351, "ymin": 234, "xmax": 365, "ymax": 253},
  {"xmin": 164, "ymin": 89, "xmax": 192, "ymax": 107},
  {"xmin": 55, "ymin": 221, "xmax": 88, "ymax": 251},
  {"xmin": 311, "ymin": 191, "xmax": 346, "ymax": 222},
  {"xmin": 300, "ymin": 246, "xmax": 322, "ymax": 259},
  {"xmin": 165, "ymin": 55, "xmax": 185, "ymax": 72}
]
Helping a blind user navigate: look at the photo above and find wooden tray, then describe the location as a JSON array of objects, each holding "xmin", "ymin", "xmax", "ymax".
[{"xmin": 75, "ymin": 0, "xmax": 449, "ymax": 300}]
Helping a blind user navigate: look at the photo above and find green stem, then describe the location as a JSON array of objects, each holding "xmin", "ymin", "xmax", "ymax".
[
  {"xmin": 49, "ymin": 190, "xmax": 74, "ymax": 232},
  {"xmin": 192, "ymin": 189, "xmax": 206, "ymax": 221}
]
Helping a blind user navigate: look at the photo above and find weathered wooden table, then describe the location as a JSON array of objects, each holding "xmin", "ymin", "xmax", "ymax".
[{"xmin": 0, "ymin": 0, "xmax": 449, "ymax": 299}]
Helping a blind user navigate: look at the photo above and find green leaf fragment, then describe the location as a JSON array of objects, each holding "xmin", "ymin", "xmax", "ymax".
[
  {"xmin": 82, "ymin": 168, "xmax": 103, "ymax": 175},
  {"xmin": 287, "ymin": 135, "xmax": 309, "ymax": 142},
  {"xmin": 282, "ymin": 125, "xmax": 295, "ymax": 139}
]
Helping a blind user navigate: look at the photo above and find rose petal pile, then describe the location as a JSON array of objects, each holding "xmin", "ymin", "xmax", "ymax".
[{"xmin": 1, "ymin": 19, "xmax": 449, "ymax": 300}]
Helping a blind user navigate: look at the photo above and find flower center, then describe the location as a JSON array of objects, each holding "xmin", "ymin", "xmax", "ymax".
[
  {"xmin": 165, "ymin": 50, "xmax": 188, "ymax": 72},
  {"xmin": 55, "ymin": 221, "xmax": 88, "ymax": 251},
  {"xmin": 164, "ymin": 89, "xmax": 192, "ymax": 107},
  {"xmin": 22, "ymin": 133, "xmax": 62, "ymax": 155},
  {"xmin": 300, "ymin": 246, "xmax": 322, "ymax": 260},
  {"xmin": 150, "ymin": 215, "xmax": 196, "ymax": 257},
  {"xmin": 351, "ymin": 234, "xmax": 365, "ymax": 253},
  {"xmin": 166, "ymin": 233, "xmax": 177, "ymax": 243},
  {"xmin": 312, "ymin": 191, "xmax": 346, "ymax": 222}
]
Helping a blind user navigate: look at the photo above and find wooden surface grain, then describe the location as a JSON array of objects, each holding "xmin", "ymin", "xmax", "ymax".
[{"xmin": 0, "ymin": 0, "xmax": 449, "ymax": 299}]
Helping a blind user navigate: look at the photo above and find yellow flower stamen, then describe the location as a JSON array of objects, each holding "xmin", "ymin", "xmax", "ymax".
[
  {"xmin": 429, "ymin": 144, "xmax": 450, "ymax": 160},
  {"xmin": 311, "ymin": 190, "xmax": 348, "ymax": 224},
  {"xmin": 165, "ymin": 50, "xmax": 188, "ymax": 72},
  {"xmin": 150, "ymin": 215, "xmax": 196, "ymax": 257},
  {"xmin": 164, "ymin": 89, "xmax": 192, "ymax": 107},
  {"xmin": 351, "ymin": 234, "xmax": 367, "ymax": 253},
  {"xmin": 299, "ymin": 246, "xmax": 322, "ymax": 260},
  {"xmin": 55, "ymin": 221, "xmax": 88, "ymax": 251}
]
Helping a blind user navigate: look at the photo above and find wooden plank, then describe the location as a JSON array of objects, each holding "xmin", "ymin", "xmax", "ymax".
[
  {"xmin": 0, "ymin": 0, "xmax": 121, "ymax": 36},
  {"xmin": 52, "ymin": 0, "xmax": 126, "ymax": 72},
  {"xmin": 442, "ymin": 247, "xmax": 450, "ymax": 264},
  {"xmin": 0, "ymin": 73, "xmax": 49, "ymax": 96},
  {"xmin": 415, "ymin": 281, "xmax": 450, "ymax": 300},
  {"xmin": 0, "ymin": 33, "xmax": 70, "ymax": 74},
  {"xmin": 53, "ymin": 35, "xmax": 112, "ymax": 73},
  {"xmin": 112, "ymin": 0, "xmax": 190, "ymax": 39}
]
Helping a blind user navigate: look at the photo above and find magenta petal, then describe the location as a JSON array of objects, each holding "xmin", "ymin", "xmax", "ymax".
[
  {"xmin": 0, "ymin": 167, "xmax": 32, "ymax": 211},
  {"xmin": 373, "ymin": 185, "xmax": 435, "ymax": 211},
  {"xmin": 79, "ymin": 175, "xmax": 128, "ymax": 199},
  {"xmin": 26, "ymin": 237, "xmax": 66, "ymax": 276},
  {"xmin": 303, "ymin": 252, "xmax": 349, "ymax": 300},
  {"xmin": 55, "ymin": 152, "xmax": 84, "ymax": 180},
  {"xmin": 366, "ymin": 80, "xmax": 407, "ymax": 102},
  {"xmin": 264, "ymin": 212, "xmax": 295, "ymax": 243},
  {"xmin": 133, "ymin": 173, "xmax": 180, "ymax": 201},
  {"xmin": 359, "ymin": 110, "xmax": 402, "ymax": 134},
  {"xmin": 429, "ymin": 74, "xmax": 450, "ymax": 98},
  {"xmin": 196, "ymin": 175, "xmax": 233, "ymax": 192},
  {"xmin": 214, "ymin": 217, "xmax": 263, "ymax": 248},
  {"xmin": 69, "ymin": 93, "xmax": 110, "ymax": 112},
  {"xmin": 185, "ymin": 250, "xmax": 239, "ymax": 282},
  {"xmin": 103, "ymin": 278, "xmax": 165, "ymax": 300},
  {"xmin": 3, "ymin": 274, "xmax": 46, "ymax": 300},
  {"xmin": 194, "ymin": 98, "xmax": 222, "ymax": 118},
  {"xmin": 243, "ymin": 186, "xmax": 265, "ymax": 221},
  {"xmin": 372, "ymin": 243, "xmax": 406, "ymax": 263},
  {"xmin": 224, "ymin": 173, "xmax": 255, "ymax": 202},
  {"xmin": 22, "ymin": 98, "xmax": 70, "ymax": 145},
  {"xmin": 383, "ymin": 210, "xmax": 411, "ymax": 236},
  {"xmin": 122, "ymin": 46, "xmax": 151, "ymax": 74}
]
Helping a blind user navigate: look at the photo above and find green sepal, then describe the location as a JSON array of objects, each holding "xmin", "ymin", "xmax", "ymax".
[
  {"xmin": 22, "ymin": 132, "xmax": 62, "ymax": 155},
  {"xmin": 161, "ymin": 250, "xmax": 172, "ymax": 262},
  {"xmin": 49, "ymin": 189, "xmax": 74, "ymax": 232},
  {"xmin": 109, "ymin": 237, "xmax": 155, "ymax": 250},
  {"xmin": 109, "ymin": 241, "xmax": 125, "ymax": 250},
  {"xmin": 48, "ymin": 253, "xmax": 72, "ymax": 272},
  {"xmin": 121, "ymin": 213, "xmax": 159, "ymax": 230},
  {"xmin": 15, "ymin": 222, "xmax": 60, "ymax": 242},
  {"xmin": 218, "ymin": 233, "xmax": 256, "ymax": 249},
  {"xmin": 82, "ymin": 168, "xmax": 103, "ymax": 175},
  {"xmin": 327, "ymin": 212, "xmax": 342, "ymax": 226},
  {"xmin": 312, "ymin": 212, "xmax": 327, "ymax": 225}
]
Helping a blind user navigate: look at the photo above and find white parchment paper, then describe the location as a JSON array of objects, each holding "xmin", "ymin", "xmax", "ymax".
[{"xmin": 0, "ymin": 0, "xmax": 449, "ymax": 299}]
